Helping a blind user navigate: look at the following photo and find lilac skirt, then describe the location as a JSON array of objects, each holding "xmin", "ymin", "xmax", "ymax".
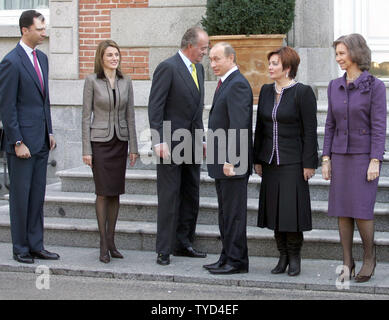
[{"xmin": 328, "ymin": 153, "xmax": 379, "ymax": 220}]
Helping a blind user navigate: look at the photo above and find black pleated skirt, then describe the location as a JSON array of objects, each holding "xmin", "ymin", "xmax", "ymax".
[
  {"xmin": 257, "ymin": 162, "xmax": 312, "ymax": 232},
  {"xmin": 91, "ymin": 134, "xmax": 128, "ymax": 196}
]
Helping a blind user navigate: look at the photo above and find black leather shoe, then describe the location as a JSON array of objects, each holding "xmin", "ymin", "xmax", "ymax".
[
  {"xmin": 208, "ymin": 264, "xmax": 248, "ymax": 275},
  {"xmin": 30, "ymin": 249, "xmax": 60, "ymax": 260},
  {"xmin": 156, "ymin": 254, "xmax": 170, "ymax": 266},
  {"xmin": 13, "ymin": 253, "xmax": 34, "ymax": 264},
  {"xmin": 203, "ymin": 260, "xmax": 225, "ymax": 270},
  {"xmin": 173, "ymin": 247, "xmax": 207, "ymax": 258}
]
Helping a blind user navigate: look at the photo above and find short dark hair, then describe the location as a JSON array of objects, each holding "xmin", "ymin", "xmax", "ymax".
[
  {"xmin": 19, "ymin": 10, "xmax": 45, "ymax": 36},
  {"xmin": 333, "ymin": 33, "xmax": 371, "ymax": 71},
  {"xmin": 180, "ymin": 27, "xmax": 205, "ymax": 49},
  {"xmin": 94, "ymin": 39, "xmax": 123, "ymax": 79},
  {"xmin": 267, "ymin": 46, "xmax": 300, "ymax": 79},
  {"xmin": 212, "ymin": 42, "xmax": 237, "ymax": 63}
]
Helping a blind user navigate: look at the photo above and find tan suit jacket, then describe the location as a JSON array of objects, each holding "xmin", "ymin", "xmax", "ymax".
[{"xmin": 82, "ymin": 73, "xmax": 138, "ymax": 155}]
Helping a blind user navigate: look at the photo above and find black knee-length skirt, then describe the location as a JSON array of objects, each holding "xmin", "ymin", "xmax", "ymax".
[
  {"xmin": 91, "ymin": 134, "xmax": 128, "ymax": 196},
  {"xmin": 258, "ymin": 162, "xmax": 312, "ymax": 232}
]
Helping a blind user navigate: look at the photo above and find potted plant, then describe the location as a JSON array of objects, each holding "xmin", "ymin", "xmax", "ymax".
[{"xmin": 202, "ymin": 0, "xmax": 295, "ymax": 100}]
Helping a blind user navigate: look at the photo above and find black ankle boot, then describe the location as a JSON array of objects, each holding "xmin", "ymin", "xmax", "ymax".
[
  {"xmin": 286, "ymin": 232, "xmax": 303, "ymax": 276},
  {"xmin": 271, "ymin": 231, "xmax": 289, "ymax": 274}
]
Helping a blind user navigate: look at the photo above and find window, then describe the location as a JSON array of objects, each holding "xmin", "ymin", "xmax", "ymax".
[
  {"xmin": 335, "ymin": 0, "xmax": 389, "ymax": 80},
  {"xmin": 0, "ymin": 0, "xmax": 48, "ymax": 10},
  {"xmin": 0, "ymin": 1, "xmax": 49, "ymax": 26}
]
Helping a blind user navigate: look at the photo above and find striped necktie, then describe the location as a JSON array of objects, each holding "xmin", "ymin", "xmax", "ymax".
[
  {"xmin": 32, "ymin": 50, "xmax": 44, "ymax": 93},
  {"xmin": 191, "ymin": 63, "xmax": 199, "ymax": 90}
]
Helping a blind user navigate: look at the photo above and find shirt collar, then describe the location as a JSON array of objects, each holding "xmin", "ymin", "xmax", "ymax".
[
  {"xmin": 20, "ymin": 40, "xmax": 35, "ymax": 55},
  {"xmin": 220, "ymin": 66, "xmax": 238, "ymax": 82},
  {"xmin": 178, "ymin": 50, "xmax": 193, "ymax": 71}
]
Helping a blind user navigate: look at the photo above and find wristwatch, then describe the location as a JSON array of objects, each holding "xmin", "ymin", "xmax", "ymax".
[{"xmin": 15, "ymin": 141, "xmax": 22, "ymax": 147}]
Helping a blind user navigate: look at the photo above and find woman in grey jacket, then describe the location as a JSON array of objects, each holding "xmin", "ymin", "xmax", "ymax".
[{"xmin": 82, "ymin": 40, "xmax": 138, "ymax": 263}]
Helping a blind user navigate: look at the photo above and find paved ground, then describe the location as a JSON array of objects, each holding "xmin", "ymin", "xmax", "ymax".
[
  {"xmin": 1, "ymin": 242, "xmax": 389, "ymax": 300},
  {"xmin": 0, "ymin": 271, "xmax": 388, "ymax": 300}
]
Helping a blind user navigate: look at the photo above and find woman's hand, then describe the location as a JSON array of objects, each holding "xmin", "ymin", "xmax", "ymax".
[
  {"xmin": 129, "ymin": 153, "xmax": 138, "ymax": 167},
  {"xmin": 303, "ymin": 168, "xmax": 315, "ymax": 181},
  {"xmin": 322, "ymin": 158, "xmax": 331, "ymax": 181},
  {"xmin": 254, "ymin": 164, "xmax": 262, "ymax": 177},
  {"xmin": 367, "ymin": 159, "xmax": 380, "ymax": 181},
  {"xmin": 83, "ymin": 155, "xmax": 92, "ymax": 168}
]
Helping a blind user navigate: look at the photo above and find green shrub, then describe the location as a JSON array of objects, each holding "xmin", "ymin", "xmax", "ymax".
[{"xmin": 202, "ymin": 0, "xmax": 295, "ymax": 35}]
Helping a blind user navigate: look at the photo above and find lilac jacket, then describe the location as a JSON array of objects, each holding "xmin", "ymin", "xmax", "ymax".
[{"xmin": 323, "ymin": 71, "xmax": 387, "ymax": 160}]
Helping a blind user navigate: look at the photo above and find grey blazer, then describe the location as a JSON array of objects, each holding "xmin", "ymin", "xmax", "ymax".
[{"xmin": 82, "ymin": 73, "xmax": 138, "ymax": 155}]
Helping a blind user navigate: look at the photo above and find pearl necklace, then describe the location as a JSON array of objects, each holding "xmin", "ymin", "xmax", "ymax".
[{"xmin": 275, "ymin": 80, "xmax": 296, "ymax": 94}]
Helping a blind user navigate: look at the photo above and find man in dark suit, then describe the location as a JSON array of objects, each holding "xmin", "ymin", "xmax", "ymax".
[
  {"xmin": 204, "ymin": 42, "xmax": 253, "ymax": 274},
  {"xmin": 0, "ymin": 10, "xmax": 59, "ymax": 264},
  {"xmin": 148, "ymin": 27, "xmax": 209, "ymax": 266}
]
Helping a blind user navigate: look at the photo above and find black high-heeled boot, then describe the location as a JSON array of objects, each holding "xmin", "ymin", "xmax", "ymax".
[
  {"xmin": 271, "ymin": 231, "xmax": 289, "ymax": 274},
  {"xmin": 286, "ymin": 232, "xmax": 303, "ymax": 276}
]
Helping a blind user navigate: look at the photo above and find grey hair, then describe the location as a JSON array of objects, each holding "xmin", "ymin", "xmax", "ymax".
[
  {"xmin": 180, "ymin": 27, "xmax": 205, "ymax": 49},
  {"xmin": 333, "ymin": 33, "xmax": 371, "ymax": 71},
  {"xmin": 212, "ymin": 42, "xmax": 237, "ymax": 63}
]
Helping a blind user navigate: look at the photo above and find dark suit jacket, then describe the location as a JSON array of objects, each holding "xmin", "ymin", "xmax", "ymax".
[
  {"xmin": 148, "ymin": 52, "xmax": 205, "ymax": 162},
  {"xmin": 0, "ymin": 43, "xmax": 52, "ymax": 155},
  {"xmin": 254, "ymin": 83, "xmax": 318, "ymax": 169},
  {"xmin": 207, "ymin": 70, "xmax": 253, "ymax": 179}
]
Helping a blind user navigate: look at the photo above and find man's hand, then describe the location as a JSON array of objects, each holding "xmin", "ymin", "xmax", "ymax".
[
  {"xmin": 49, "ymin": 135, "xmax": 56, "ymax": 151},
  {"xmin": 223, "ymin": 162, "xmax": 236, "ymax": 177},
  {"xmin": 154, "ymin": 142, "xmax": 170, "ymax": 160},
  {"xmin": 15, "ymin": 143, "xmax": 31, "ymax": 159}
]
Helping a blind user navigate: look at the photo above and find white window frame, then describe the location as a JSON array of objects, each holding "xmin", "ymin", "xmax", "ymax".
[
  {"xmin": 334, "ymin": 0, "xmax": 389, "ymax": 81},
  {"xmin": 0, "ymin": 8, "xmax": 49, "ymax": 26}
]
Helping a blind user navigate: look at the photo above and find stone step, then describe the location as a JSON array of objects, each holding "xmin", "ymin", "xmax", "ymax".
[
  {"xmin": 57, "ymin": 167, "xmax": 389, "ymax": 203},
  {"xmin": 0, "ymin": 242, "xmax": 388, "ymax": 295},
  {"xmin": 41, "ymin": 188, "xmax": 389, "ymax": 232},
  {"xmin": 0, "ymin": 206, "xmax": 388, "ymax": 262}
]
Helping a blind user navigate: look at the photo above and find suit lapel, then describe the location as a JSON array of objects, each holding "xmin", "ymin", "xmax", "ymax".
[
  {"xmin": 210, "ymin": 70, "xmax": 240, "ymax": 114},
  {"xmin": 16, "ymin": 44, "xmax": 45, "ymax": 98},
  {"xmin": 174, "ymin": 53, "xmax": 200, "ymax": 102}
]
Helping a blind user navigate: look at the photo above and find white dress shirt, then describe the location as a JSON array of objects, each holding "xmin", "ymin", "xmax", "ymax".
[{"xmin": 19, "ymin": 40, "xmax": 44, "ymax": 81}]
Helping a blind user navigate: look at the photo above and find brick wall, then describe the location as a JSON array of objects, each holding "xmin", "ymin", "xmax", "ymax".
[{"xmin": 79, "ymin": 0, "xmax": 149, "ymax": 80}]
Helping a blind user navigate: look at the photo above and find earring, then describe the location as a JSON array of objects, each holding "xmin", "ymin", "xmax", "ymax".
[{"xmin": 286, "ymin": 72, "xmax": 289, "ymax": 79}]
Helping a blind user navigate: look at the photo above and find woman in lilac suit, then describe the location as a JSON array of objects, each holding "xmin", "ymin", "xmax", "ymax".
[{"xmin": 322, "ymin": 34, "xmax": 387, "ymax": 283}]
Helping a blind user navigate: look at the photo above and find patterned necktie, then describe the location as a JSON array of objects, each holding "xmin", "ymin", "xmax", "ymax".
[
  {"xmin": 32, "ymin": 50, "xmax": 44, "ymax": 93},
  {"xmin": 215, "ymin": 79, "xmax": 222, "ymax": 92},
  {"xmin": 191, "ymin": 63, "xmax": 199, "ymax": 90}
]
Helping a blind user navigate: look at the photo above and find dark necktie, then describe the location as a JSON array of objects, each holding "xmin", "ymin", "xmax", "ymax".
[
  {"xmin": 32, "ymin": 50, "xmax": 44, "ymax": 93},
  {"xmin": 215, "ymin": 79, "xmax": 222, "ymax": 92}
]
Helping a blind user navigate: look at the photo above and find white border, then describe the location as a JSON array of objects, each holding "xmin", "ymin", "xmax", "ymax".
[{"xmin": 0, "ymin": 8, "xmax": 49, "ymax": 26}]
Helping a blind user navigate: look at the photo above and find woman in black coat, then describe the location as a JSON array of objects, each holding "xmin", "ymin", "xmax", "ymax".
[{"xmin": 253, "ymin": 46, "xmax": 318, "ymax": 276}]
